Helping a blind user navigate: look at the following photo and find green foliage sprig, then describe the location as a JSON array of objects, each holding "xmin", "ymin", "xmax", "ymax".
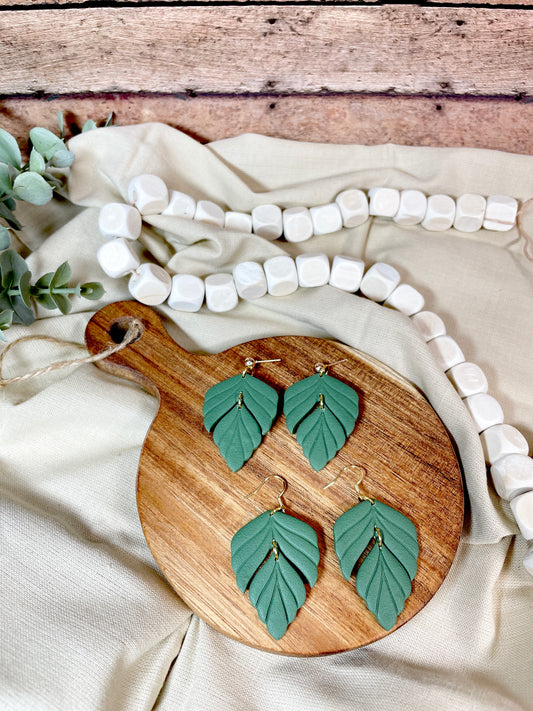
[{"xmin": 0, "ymin": 114, "xmax": 106, "ymax": 339}]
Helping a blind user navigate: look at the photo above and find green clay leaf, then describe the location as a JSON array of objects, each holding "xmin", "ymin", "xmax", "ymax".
[
  {"xmin": 203, "ymin": 372, "xmax": 279, "ymax": 471},
  {"xmin": 283, "ymin": 372, "xmax": 359, "ymax": 470},
  {"xmin": 29, "ymin": 127, "xmax": 63, "ymax": 160},
  {"xmin": 231, "ymin": 510, "xmax": 319, "ymax": 639},
  {"xmin": 29, "ymin": 148, "xmax": 46, "ymax": 175},
  {"xmin": 333, "ymin": 499, "xmax": 419, "ymax": 630},
  {"xmin": 0, "ymin": 225, "xmax": 11, "ymax": 250},
  {"xmin": 0, "ymin": 128, "xmax": 21, "ymax": 168},
  {"xmin": 12, "ymin": 172, "xmax": 53, "ymax": 206}
]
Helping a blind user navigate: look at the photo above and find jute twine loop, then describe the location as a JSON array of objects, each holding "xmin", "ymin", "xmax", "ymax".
[
  {"xmin": 517, "ymin": 198, "xmax": 533, "ymax": 262},
  {"xmin": 0, "ymin": 318, "xmax": 145, "ymax": 387}
]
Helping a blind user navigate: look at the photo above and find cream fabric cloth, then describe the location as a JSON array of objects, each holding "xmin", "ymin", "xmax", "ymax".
[{"xmin": 1, "ymin": 124, "xmax": 532, "ymax": 710}]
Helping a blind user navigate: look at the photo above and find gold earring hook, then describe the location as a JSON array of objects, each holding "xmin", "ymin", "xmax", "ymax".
[
  {"xmin": 242, "ymin": 357, "xmax": 281, "ymax": 377},
  {"xmin": 323, "ymin": 464, "xmax": 374, "ymax": 503},
  {"xmin": 314, "ymin": 358, "xmax": 347, "ymax": 376},
  {"xmin": 245, "ymin": 474, "xmax": 287, "ymax": 513}
]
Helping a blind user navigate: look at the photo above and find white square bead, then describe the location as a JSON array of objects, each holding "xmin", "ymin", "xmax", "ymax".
[
  {"xmin": 524, "ymin": 543, "xmax": 533, "ymax": 575},
  {"xmin": 510, "ymin": 490, "xmax": 533, "ymax": 540},
  {"xmin": 464, "ymin": 393, "xmax": 504, "ymax": 432},
  {"xmin": 453, "ymin": 194, "xmax": 486, "ymax": 232},
  {"xmin": 224, "ymin": 211, "xmax": 253, "ymax": 233},
  {"xmin": 411, "ymin": 311, "xmax": 446, "ymax": 342},
  {"xmin": 232, "ymin": 261, "xmax": 267, "ymax": 300},
  {"xmin": 204, "ymin": 273, "xmax": 239, "ymax": 312},
  {"xmin": 329, "ymin": 255, "xmax": 365, "ymax": 292},
  {"xmin": 167, "ymin": 274, "xmax": 205, "ymax": 312},
  {"xmin": 161, "ymin": 190, "xmax": 196, "ymax": 219},
  {"xmin": 295, "ymin": 253, "xmax": 330, "ymax": 288},
  {"xmin": 491, "ymin": 454, "xmax": 533, "ymax": 501},
  {"xmin": 480, "ymin": 424, "xmax": 530, "ymax": 464},
  {"xmin": 384, "ymin": 284, "xmax": 425, "ymax": 316},
  {"xmin": 393, "ymin": 190, "xmax": 427, "ymax": 226},
  {"xmin": 335, "ymin": 189, "xmax": 369, "ymax": 228},
  {"xmin": 309, "ymin": 203, "xmax": 343, "ymax": 236},
  {"xmin": 368, "ymin": 187, "xmax": 400, "ymax": 218},
  {"xmin": 194, "ymin": 200, "xmax": 225, "ymax": 228},
  {"xmin": 483, "ymin": 195, "xmax": 518, "ymax": 232},
  {"xmin": 96, "ymin": 238, "xmax": 140, "ymax": 279},
  {"xmin": 128, "ymin": 263, "xmax": 172, "ymax": 305},
  {"xmin": 426, "ymin": 335, "xmax": 465, "ymax": 371},
  {"xmin": 252, "ymin": 204, "xmax": 283, "ymax": 240},
  {"xmin": 282, "ymin": 207, "xmax": 313, "ymax": 243},
  {"xmin": 98, "ymin": 203, "xmax": 142, "ymax": 240},
  {"xmin": 263, "ymin": 256, "xmax": 298, "ymax": 296},
  {"xmin": 359, "ymin": 262, "xmax": 401, "ymax": 301},
  {"xmin": 447, "ymin": 362, "xmax": 488, "ymax": 398},
  {"xmin": 127, "ymin": 174, "xmax": 169, "ymax": 215},
  {"xmin": 421, "ymin": 194, "xmax": 456, "ymax": 231}
]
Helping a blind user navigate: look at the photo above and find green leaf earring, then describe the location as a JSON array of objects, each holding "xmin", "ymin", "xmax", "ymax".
[
  {"xmin": 203, "ymin": 357, "xmax": 281, "ymax": 472},
  {"xmin": 283, "ymin": 360, "xmax": 359, "ymax": 470},
  {"xmin": 326, "ymin": 465, "xmax": 419, "ymax": 631},
  {"xmin": 231, "ymin": 474, "xmax": 320, "ymax": 640}
]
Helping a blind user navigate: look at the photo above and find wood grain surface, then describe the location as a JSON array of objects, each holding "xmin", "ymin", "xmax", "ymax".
[
  {"xmin": 3, "ymin": 94, "xmax": 533, "ymax": 156},
  {"xmin": 0, "ymin": 6, "xmax": 532, "ymax": 96},
  {"xmin": 85, "ymin": 301, "xmax": 464, "ymax": 656}
]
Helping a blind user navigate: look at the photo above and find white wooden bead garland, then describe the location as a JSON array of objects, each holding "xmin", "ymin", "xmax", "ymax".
[{"xmin": 95, "ymin": 174, "xmax": 532, "ymax": 573}]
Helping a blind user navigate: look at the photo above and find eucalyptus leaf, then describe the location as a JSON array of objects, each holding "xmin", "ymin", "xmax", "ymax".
[
  {"xmin": 34, "ymin": 293, "xmax": 57, "ymax": 310},
  {"xmin": 0, "ymin": 202, "xmax": 22, "ymax": 231},
  {"xmin": 80, "ymin": 282, "xmax": 105, "ymax": 300},
  {"xmin": 18, "ymin": 270, "xmax": 32, "ymax": 308},
  {"xmin": 29, "ymin": 148, "xmax": 46, "ymax": 175},
  {"xmin": 57, "ymin": 110, "xmax": 64, "ymax": 139},
  {"xmin": 50, "ymin": 261, "xmax": 71, "ymax": 289},
  {"xmin": 33, "ymin": 271, "xmax": 53, "ymax": 290},
  {"xmin": 29, "ymin": 127, "xmax": 64, "ymax": 160},
  {"xmin": 42, "ymin": 172, "xmax": 64, "ymax": 190},
  {"xmin": 0, "ymin": 162, "xmax": 13, "ymax": 194},
  {"xmin": 50, "ymin": 291, "xmax": 72, "ymax": 315},
  {"xmin": 13, "ymin": 172, "xmax": 53, "ymax": 206},
  {"xmin": 0, "ymin": 308, "xmax": 13, "ymax": 330},
  {"xmin": 0, "ymin": 128, "xmax": 21, "ymax": 168},
  {"xmin": 6, "ymin": 285, "xmax": 34, "ymax": 325},
  {"xmin": 0, "ymin": 225, "xmax": 10, "ymax": 250},
  {"xmin": 49, "ymin": 149, "xmax": 75, "ymax": 168},
  {"xmin": 82, "ymin": 119, "xmax": 97, "ymax": 133},
  {"xmin": 0, "ymin": 250, "xmax": 30, "ymax": 289},
  {"xmin": 104, "ymin": 113, "xmax": 114, "ymax": 127}
]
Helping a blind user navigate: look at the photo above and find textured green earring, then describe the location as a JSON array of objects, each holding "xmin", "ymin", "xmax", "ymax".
[
  {"xmin": 326, "ymin": 465, "xmax": 419, "ymax": 631},
  {"xmin": 283, "ymin": 360, "xmax": 359, "ymax": 470},
  {"xmin": 203, "ymin": 357, "xmax": 280, "ymax": 472},
  {"xmin": 231, "ymin": 474, "xmax": 320, "ymax": 640}
]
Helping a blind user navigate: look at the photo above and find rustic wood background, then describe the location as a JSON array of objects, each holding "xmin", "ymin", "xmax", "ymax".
[{"xmin": 1, "ymin": 0, "xmax": 532, "ymax": 153}]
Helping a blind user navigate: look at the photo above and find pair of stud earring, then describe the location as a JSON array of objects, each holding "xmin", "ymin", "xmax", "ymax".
[
  {"xmin": 231, "ymin": 466, "xmax": 419, "ymax": 640},
  {"xmin": 203, "ymin": 356, "xmax": 360, "ymax": 472}
]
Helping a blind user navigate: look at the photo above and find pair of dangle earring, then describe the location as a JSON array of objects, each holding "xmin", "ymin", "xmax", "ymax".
[
  {"xmin": 203, "ymin": 357, "xmax": 360, "ymax": 471},
  {"xmin": 231, "ymin": 467, "xmax": 418, "ymax": 640}
]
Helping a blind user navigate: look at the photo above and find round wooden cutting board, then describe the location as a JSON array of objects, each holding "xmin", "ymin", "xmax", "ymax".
[{"xmin": 85, "ymin": 301, "xmax": 463, "ymax": 656}]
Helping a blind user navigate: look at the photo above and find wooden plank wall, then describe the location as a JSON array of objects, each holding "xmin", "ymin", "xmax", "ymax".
[{"xmin": 0, "ymin": 1, "xmax": 532, "ymax": 153}]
